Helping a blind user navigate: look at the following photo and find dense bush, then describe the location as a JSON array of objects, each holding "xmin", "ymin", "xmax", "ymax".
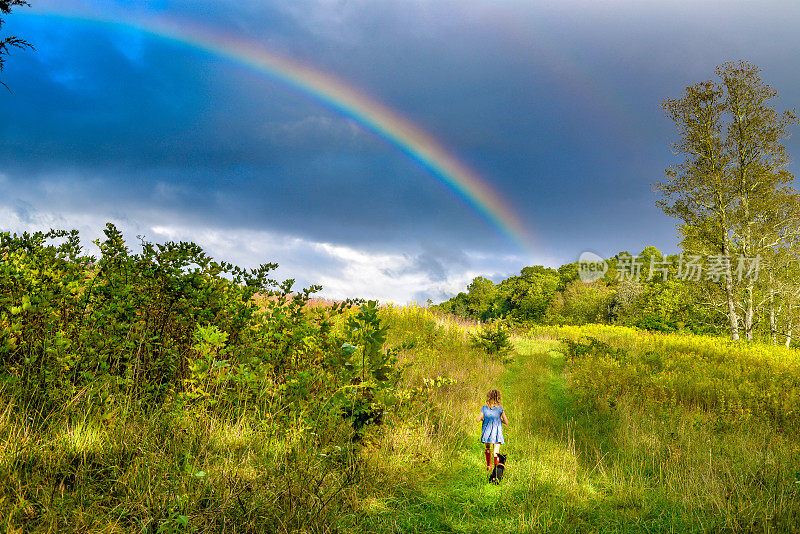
[
  {"xmin": 2, "ymin": 224, "xmax": 279, "ymax": 412},
  {"xmin": 0, "ymin": 224, "xmax": 411, "ymax": 532}
]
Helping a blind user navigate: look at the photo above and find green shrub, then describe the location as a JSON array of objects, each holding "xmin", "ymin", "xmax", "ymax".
[
  {"xmin": 0, "ymin": 224, "xmax": 416, "ymax": 531},
  {"xmin": 470, "ymin": 321, "xmax": 513, "ymax": 356}
]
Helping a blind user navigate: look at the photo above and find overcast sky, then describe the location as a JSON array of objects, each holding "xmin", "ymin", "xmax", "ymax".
[{"xmin": 2, "ymin": 0, "xmax": 800, "ymax": 302}]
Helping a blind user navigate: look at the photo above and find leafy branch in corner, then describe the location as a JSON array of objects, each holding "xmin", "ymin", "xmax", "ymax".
[{"xmin": 0, "ymin": 0, "xmax": 34, "ymax": 92}]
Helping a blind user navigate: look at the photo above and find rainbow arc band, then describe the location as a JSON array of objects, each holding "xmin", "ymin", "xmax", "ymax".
[{"xmin": 29, "ymin": 6, "xmax": 536, "ymax": 256}]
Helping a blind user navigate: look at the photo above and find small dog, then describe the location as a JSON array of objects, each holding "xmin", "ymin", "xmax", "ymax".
[{"xmin": 489, "ymin": 453, "xmax": 507, "ymax": 484}]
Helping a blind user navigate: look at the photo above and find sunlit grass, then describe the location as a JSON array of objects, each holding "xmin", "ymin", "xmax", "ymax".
[
  {"xmin": 348, "ymin": 311, "xmax": 800, "ymax": 532},
  {"xmin": 57, "ymin": 420, "xmax": 107, "ymax": 454},
  {"xmin": 3, "ymin": 307, "xmax": 799, "ymax": 532}
]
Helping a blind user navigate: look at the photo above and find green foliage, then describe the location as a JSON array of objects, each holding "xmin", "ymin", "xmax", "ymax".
[
  {"xmin": 656, "ymin": 61, "xmax": 800, "ymax": 341},
  {"xmin": 470, "ymin": 321, "xmax": 513, "ymax": 357},
  {"xmin": 435, "ymin": 267, "xmax": 563, "ymax": 325},
  {"xmin": 181, "ymin": 325, "xmax": 230, "ymax": 405},
  {"xmin": 332, "ymin": 301, "xmax": 404, "ymax": 436},
  {"xmin": 157, "ymin": 507, "xmax": 193, "ymax": 534},
  {"xmin": 0, "ymin": 224, "xmax": 287, "ymax": 414},
  {"xmin": 3, "ymin": 292, "xmax": 800, "ymax": 532},
  {"xmin": 351, "ymin": 312, "xmax": 800, "ymax": 532},
  {"xmin": 0, "ymin": 0, "xmax": 34, "ymax": 91},
  {"xmin": 546, "ymin": 279, "xmax": 615, "ymax": 325},
  {"xmin": 433, "ymin": 245, "xmax": 746, "ymax": 337},
  {"xmin": 0, "ymin": 224, "xmax": 429, "ymax": 532}
]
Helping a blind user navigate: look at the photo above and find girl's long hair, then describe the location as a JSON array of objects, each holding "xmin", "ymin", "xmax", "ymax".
[{"xmin": 486, "ymin": 389, "xmax": 502, "ymax": 407}]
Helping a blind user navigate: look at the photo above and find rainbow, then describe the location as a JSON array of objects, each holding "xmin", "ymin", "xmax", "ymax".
[{"xmin": 26, "ymin": 4, "xmax": 536, "ymax": 254}]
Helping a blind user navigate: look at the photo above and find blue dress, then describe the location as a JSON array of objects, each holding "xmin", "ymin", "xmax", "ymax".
[{"xmin": 480, "ymin": 405, "xmax": 505, "ymax": 444}]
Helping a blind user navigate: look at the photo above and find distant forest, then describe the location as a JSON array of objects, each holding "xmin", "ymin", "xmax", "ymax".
[
  {"xmin": 434, "ymin": 247, "xmax": 772, "ymax": 342},
  {"xmin": 433, "ymin": 247, "xmax": 787, "ymax": 340}
]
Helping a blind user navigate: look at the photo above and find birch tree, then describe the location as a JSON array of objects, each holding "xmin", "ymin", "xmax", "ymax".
[
  {"xmin": 655, "ymin": 62, "xmax": 798, "ymax": 341},
  {"xmin": 720, "ymin": 62, "xmax": 800, "ymax": 339}
]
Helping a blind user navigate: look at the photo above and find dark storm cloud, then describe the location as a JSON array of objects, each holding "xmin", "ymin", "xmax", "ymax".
[
  {"xmin": 385, "ymin": 243, "xmax": 470, "ymax": 284},
  {"xmin": 2, "ymin": 8, "xmax": 504, "ymax": 250},
  {"xmin": 3, "ymin": 0, "xmax": 800, "ymax": 301}
]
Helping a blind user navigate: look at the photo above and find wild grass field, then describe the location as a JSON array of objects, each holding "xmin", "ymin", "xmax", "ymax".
[
  {"xmin": 3, "ymin": 242, "xmax": 800, "ymax": 534},
  {"xmin": 350, "ymin": 314, "xmax": 800, "ymax": 532}
]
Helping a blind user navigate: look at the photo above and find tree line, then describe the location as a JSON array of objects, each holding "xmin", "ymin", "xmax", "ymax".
[{"xmin": 438, "ymin": 62, "xmax": 800, "ymax": 344}]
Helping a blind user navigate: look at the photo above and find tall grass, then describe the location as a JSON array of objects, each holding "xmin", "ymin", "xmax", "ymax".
[
  {"xmin": 5, "ymin": 304, "xmax": 799, "ymax": 532},
  {"xmin": 0, "ymin": 227, "xmax": 414, "ymax": 533},
  {"xmin": 341, "ymin": 304, "xmax": 507, "ymax": 531},
  {"xmin": 531, "ymin": 324, "xmax": 800, "ymax": 531},
  {"xmin": 0, "ymin": 303, "xmax": 499, "ymax": 533},
  {"xmin": 347, "ymin": 313, "xmax": 800, "ymax": 532},
  {"xmin": 534, "ymin": 324, "xmax": 800, "ymax": 433},
  {"xmin": 0, "ymin": 387, "xmax": 368, "ymax": 532}
]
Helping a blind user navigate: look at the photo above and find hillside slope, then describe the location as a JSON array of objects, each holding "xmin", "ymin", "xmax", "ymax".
[{"xmin": 349, "ymin": 314, "xmax": 800, "ymax": 532}]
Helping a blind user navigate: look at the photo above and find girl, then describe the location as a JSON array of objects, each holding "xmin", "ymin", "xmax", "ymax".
[{"xmin": 477, "ymin": 389, "xmax": 509, "ymax": 471}]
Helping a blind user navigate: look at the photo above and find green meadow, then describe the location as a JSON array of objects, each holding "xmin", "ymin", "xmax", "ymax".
[
  {"xmin": 348, "ymin": 311, "xmax": 800, "ymax": 533},
  {"xmin": 4, "ymin": 269, "xmax": 799, "ymax": 532}
]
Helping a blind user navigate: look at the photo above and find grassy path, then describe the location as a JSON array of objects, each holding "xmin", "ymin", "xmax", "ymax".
[
  {"xmin": 356, "ymin": 336, "xmax": 705, "ymax": 533},
  {"xmin": 355, "ymin": 337, "xmax": 592, "ymax": 532}
]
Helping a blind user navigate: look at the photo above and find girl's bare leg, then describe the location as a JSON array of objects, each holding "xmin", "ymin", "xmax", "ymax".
[{"xmin": 493, "ymin": 443, "xmax": 501, "ymax": 465}]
